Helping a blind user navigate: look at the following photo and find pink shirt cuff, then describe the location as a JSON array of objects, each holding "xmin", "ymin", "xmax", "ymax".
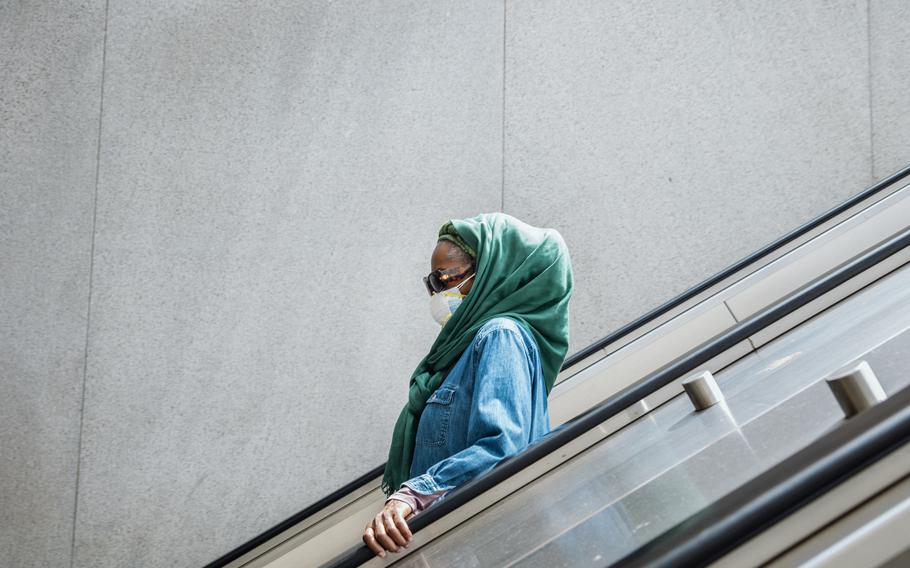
[{"xmin": 385, "ymin": 485, "xmax": 448, "ymax": 515}]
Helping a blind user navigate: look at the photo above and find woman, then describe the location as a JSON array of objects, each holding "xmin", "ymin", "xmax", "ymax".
[{"xmin": 362, "ymin": 212, "xmax": 573, "ymax": 558}]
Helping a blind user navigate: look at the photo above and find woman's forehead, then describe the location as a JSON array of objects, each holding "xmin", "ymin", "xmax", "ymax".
[{"xmin": 431, "ymin": 241, "xmax": 465, "ymax": 267}]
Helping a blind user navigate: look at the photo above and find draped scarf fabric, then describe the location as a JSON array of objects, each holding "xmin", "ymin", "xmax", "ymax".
[{"xmin": 381, "ymin": 212, "xmax": 574, "ymax": 496}]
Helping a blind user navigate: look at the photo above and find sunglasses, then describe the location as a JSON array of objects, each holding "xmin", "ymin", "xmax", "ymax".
[{"xmin": 423, "ymin": 266, "xmax": 474, "ymax": 296}]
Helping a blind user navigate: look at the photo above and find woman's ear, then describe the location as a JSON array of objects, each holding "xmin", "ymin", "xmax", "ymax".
[{"xmin": 462, "ymin": 267, "xmax": 476, "ymax": 295}]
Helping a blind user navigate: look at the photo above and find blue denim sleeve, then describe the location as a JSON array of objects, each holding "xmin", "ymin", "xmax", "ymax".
[{"xmin": 404, "ymin": 325, "xmax": 534, "ymax": 495}]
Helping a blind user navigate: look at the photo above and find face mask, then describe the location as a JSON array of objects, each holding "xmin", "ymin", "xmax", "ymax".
[{"xmin": 429, "ymin": 273, "xmax": 475, "ymax": 327}]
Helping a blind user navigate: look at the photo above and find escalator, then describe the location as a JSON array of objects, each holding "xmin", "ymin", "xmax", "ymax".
[
  {"xmin": 205, "ymin": 164, "xmax": 910, "ymax": 568},
  {"xmin": 379, "ymin": 243, "xmax": 910, "ymax": 567}
]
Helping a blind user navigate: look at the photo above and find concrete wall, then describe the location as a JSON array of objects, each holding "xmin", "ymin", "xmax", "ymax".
[
  {"xmin": 0, "ymin": 2, "xmax": 106, "ymax": 567},
  {"xmin": 871, "ymin": 0, "xmax": 910, "ymax": 178},
  {"xmin": 1, "ymin": 1, "xmax": 907, "ymax": 566}
]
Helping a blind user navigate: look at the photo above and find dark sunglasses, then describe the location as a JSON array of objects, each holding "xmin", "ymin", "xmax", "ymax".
[{"xmin": 423, "ymin": 266, "xmax": 474, "ymax": 296}]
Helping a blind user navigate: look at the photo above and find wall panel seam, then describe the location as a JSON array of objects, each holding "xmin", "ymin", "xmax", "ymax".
[
  {"xmin": 501, "ymin": 0, "xmax": 506, "ymax": 212},
  {"xmin": 70, "ymin": 1, "xmax": 111, "ymax": 566},
  {"xmin": 867, "ymin": 0, "xmax": 876, "ymax": 180}
]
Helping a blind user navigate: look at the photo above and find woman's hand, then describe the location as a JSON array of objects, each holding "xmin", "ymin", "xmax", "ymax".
[{"xmin": 362, "ymin": 499, "xmax": 414, "ymax": 558}]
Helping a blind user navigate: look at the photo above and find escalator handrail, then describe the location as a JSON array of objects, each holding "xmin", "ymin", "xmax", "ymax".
[
  {"xmin": 325, "ymin": 226, "xmax": 910, "ymax": 567},
  {"xmin": 611, "ymin": 376, "xmax": 910, "ymax": 567},
  {"xmin": 205, "ymin": 163, "xmax": 910, "ymax": 568}
]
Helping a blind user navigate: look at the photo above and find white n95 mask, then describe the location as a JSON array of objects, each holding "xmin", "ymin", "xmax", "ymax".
[{"xmin": 429, "ymin": 273, "xmax": 474, "ymax": 326}]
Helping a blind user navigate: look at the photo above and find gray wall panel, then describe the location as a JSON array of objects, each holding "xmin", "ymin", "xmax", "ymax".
[
  {"xmin": 504, "ymin": 1, "xmax": 872, "ymax": 354},
  {"xmin": 73, "ymin": 2, "xmax": 502, "ymax": 566},
  {"xmin": 871, "ymin": 0, "xmax": 910, "ymax": 178},
  {"xmin": 0, "ymin": 2, "xmax": 106, "ymax": 567}
]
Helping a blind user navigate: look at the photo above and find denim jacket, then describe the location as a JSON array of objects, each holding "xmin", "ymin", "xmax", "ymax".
[{"xmin": 397, "ymin": 316, "xmax": 552, "ymax": 504}]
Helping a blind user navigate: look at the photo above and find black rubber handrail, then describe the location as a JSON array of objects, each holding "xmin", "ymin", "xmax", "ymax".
[
  {"xmin": 611, "ymin": 378, "xmax": 910, "ymax": 567},
  {"xmin": 323, "ymin": 224, "xmax": 910, "ymax": 566},
  {"xmin": 204, "ymin": 163, "xmax": 910, "ymax": 568}
]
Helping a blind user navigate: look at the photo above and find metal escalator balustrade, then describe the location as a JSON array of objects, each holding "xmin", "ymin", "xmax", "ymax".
[{"xmin": 613, "ymin": 377, "xmax": 910, "ymax": 568}]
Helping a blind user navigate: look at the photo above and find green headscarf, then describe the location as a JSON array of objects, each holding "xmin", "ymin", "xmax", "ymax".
[
  {"xmin": 381, "ymin": 212, "xmax": 574, "ymax": 496},
  {"xmin": 437, "ymin": 221, "xmax": 477, "ymax": 259}
]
